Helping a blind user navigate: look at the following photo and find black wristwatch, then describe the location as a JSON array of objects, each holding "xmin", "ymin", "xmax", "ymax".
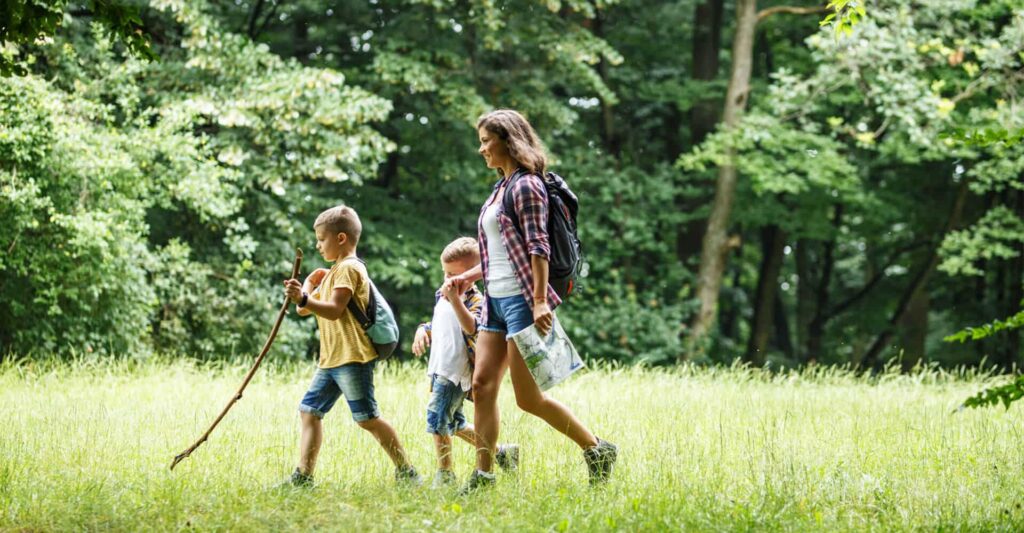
[{"xmin": 298, "ymin": 292, "xmax": 309, "ymax": 308}]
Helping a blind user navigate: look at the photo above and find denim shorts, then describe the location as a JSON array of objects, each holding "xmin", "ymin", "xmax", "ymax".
[
  {"xmin": 298, "ymin": 362, "xmax": 380, "ymax": 422},
  {"xmin": 426, "ymin": 375, "xmax": 469, "ymax": 436},
  {"xmin": 480, "ymin": 294, "xmax": 534, "ymax": 338}
]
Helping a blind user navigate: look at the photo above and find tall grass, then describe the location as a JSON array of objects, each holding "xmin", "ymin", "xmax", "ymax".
[{"xmin": 1, "ymin": 357, "xmax": 1022, "ymax": 531}]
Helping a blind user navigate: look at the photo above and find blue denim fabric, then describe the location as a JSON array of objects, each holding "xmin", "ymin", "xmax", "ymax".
[
  {"xmin": 479, "ymin": 294, "xmax": 534, "ymax": 338},
  {"xmin": 426, "ymin": 375, "xmax": 469, "ymax": 436},
  {"xmin": 298, "ymin": 362, "xmax": 380, "ymax": 421}
]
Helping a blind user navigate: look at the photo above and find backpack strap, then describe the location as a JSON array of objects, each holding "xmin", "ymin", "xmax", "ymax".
[
  {"xmin": 339, "ymin": 256, "xmax": 376, "ymax": 329},
  {"xmin": 501, "ymin": 168, "xmax": 534, "ymax": 236}
]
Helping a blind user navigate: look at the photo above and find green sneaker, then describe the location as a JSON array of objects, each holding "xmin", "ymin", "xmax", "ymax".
[
  {"xmin": 456, "ymin": 469, "xmax": 496, "ymax": 495},
  {"xmin": 395, "ymin": 465, "xmax": 423, "ymax": 487},
  {"xmin": 583, "ymin": 438, "xmax": 618, "ymax": 485},
  {"xmin": 431, "ymin": 469, "xmax": 458, "ymax": 489},
  {"xmin": 495, "ymin": 444, "xmax": 520, "ymax": 473}
]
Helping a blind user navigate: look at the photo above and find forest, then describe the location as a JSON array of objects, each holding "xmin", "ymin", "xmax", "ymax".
[{"xmin": 1, "ymin": 0, "xmax": 1022, "ymax": 370}]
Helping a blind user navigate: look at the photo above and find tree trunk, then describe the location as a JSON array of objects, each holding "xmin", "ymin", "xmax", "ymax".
[
  {"xmin": 898, "ymin": 287, "xmax": 929, "ymax": 372},
  {"xmin": 771, "ymin": 288, "xmax": 794, "ymax": 357},
  {"xmin": 746, "ymin": 224, "xmax": 787, "ymax": 365},
  {"xmin": 676, "ymin": 0, "xmax": 725, "ymax": 265},
  {"xmin": 594, "ymin": 9, "xmax": 620, "ymax": 158},
  {"xmin": 690, "ymin": 0, "xmax": 724, "ymax": 145},
  {"xmin": 806, "ymin": 206, "xmax": 841, "ymax": 363},
  {"xmin": 795, "ymin": 238, "xmax": 813, "ymax": 362},
  {"xmin": 719, "ymin": 257, "xmax": 744, "ymax": 343},
  {"xmin": 682, "ymin": 0, "xmax": 758, "ymax": 361},
  {"xmin": 862, "ymin": 181, "xmax": 969, "ymax": 369},
  {"xmin": 1012, "ymin": 187, "xmax": 1024, "ymax": 367}
]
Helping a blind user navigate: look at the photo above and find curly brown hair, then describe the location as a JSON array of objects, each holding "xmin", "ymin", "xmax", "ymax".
[{"xmin": 476, "ymin": 109, "xmax": 548, "ymax": 177}]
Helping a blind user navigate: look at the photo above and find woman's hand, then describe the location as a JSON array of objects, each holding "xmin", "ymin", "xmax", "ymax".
[
  {"xmin": 283, "ymin": 279, "xmax": 303, "ymax": 304},
  {"xmin": 446, "ymin": 274, "xmax": 470, "ymax": 295},
  {"xmin": 412, "ymin": 326, "xmax": 431, "ymax": 357},
  {"xmin": 533, "ymin": 300, "xmax": 553, "ymax": 337},
  {"xmin": 441, "ymin": 278, "xmax": 463, "ymax": 302}
]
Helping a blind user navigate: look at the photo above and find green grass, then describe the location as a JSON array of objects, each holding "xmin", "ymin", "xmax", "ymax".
[{"xmin": 2, "ymin": 357, "xmax": 1023, "ymax": 531}]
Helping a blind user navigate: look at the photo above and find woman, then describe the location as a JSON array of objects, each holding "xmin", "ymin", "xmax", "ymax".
[{"xmin": 446, "ymin": 109, "xmax": 617, "ymax": 493}]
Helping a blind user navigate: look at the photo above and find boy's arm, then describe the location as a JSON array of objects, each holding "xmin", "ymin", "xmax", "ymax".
[
  {"xmin": 288, "ymin": 268, "xmax": 329, "ymax": 317},
  {"xmin": 449, "ymin": 296, "xmax": 477, "ymax": 335},
  {"xmin": 442, "ymin": 283, "xmax": 480, "ymax": 336},
  {"xmin": 301, "ymin": 287, "xmax": 353, "ymax": 321},
  {"xmin": 295, "ymin": 277, "xmax": 315, "ymax": 317}
]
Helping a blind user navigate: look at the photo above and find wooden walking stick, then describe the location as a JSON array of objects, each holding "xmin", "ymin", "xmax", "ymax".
[{"xmin": 170, "ymin": 248, "xmax": 303, "ymax": 470}]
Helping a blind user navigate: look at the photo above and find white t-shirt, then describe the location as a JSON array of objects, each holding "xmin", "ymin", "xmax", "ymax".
[
  {"xmin": 481, "ymin": 201, "xmax": 520, "ymax": 297},
  {"xmin": 426, "ymin": 297, "xmax": 473, "ymax": 391}
]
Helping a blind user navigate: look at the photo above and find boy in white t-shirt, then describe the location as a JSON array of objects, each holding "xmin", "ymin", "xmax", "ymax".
[{"xmin": 412, "ymin": 237, "xmax": 519, "ymax": 488}]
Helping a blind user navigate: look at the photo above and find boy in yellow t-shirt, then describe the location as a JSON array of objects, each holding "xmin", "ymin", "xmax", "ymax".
[{"xmin": 282, "ymin": 205, "xmax": 420, "ymax": 487}]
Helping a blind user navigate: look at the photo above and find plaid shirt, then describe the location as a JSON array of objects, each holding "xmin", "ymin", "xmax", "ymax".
[
  {"xmin": 422, "ymin": 286, "xmax": 484, "ymax": 360},
  {"xmin": 477, "ymin": 171, "xmax": 562, "ymax": 326}
]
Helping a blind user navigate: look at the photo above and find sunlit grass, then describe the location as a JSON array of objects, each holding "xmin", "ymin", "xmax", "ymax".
[{"xmin": 1, "ymin": 357, "xmax": 1023, "ymax": 531}]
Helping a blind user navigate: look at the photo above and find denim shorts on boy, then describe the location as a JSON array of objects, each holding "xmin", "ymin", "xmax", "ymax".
[
  {"xmin": 298, "ymin": 361, "xmax": 380, "ymax": 421},
  {"xmin": 479, "ymin": 294, "xmax": 534, "ymax": 338},
  {"xmin": 426, "ymin": 374, "xmax": 469, "ymax": 436}
]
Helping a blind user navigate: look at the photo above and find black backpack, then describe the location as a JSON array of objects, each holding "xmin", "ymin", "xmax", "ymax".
[{"xmin": 503, "ymin": 170, "xmax": 582, "ymax": 299}]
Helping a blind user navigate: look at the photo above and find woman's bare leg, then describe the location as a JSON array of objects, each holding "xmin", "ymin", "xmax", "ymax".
[
  {"xmin": 507, "ymin": 340, "xmax": 598, "ymax": 449},
  {"xmin": 472, "ymin": 331, "xmax": 509, "ymax": 472}
]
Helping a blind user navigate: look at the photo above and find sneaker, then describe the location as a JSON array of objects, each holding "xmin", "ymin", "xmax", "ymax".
[
  {"xmin": 583, "ymin": 438, "xmax": 618, "ymax": 485},
  {"xmin": 276, "ymin": 467, "xmax": 313, "ymax": 489},
  {"xmin": 431, "ymin": 469, "xmax": 458, "ymax": 489},
  {"xmin": 395, "ymin": 464, "xmax": 423, "ymax": 486},
  {"xmin": 456, "ymin": 469, "xmax": 496, "ymax": 495},
  {"xmin": 495, "ymin": 444, "xmax": 520, "ymax": 473}
]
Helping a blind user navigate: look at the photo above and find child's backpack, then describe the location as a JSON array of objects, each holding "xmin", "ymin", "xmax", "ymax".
[
  {"xmin": 343, "ymin": 259, "xmax": 400, "ymax": 359},
  {"xmin": 503, "ymin": 170, "xmax": 582, "ymax": 299}
]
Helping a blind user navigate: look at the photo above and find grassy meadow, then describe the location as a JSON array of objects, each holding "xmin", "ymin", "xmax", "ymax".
[{"xmin": 1, "ymin": 357, "xmax": 1023, "ymax": 531}]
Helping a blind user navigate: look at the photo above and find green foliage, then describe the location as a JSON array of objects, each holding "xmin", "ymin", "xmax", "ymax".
[
  {"xmin": 0, "ymin": 0, "xmax": 392, "ymax": 357},
  {"xmin": 939, "ymin": 206, "xmax": 1024, "ymax": 277},
  {"xmin": 962, "ymin": 374, "xmax": 1024, "ymax": 409},
  {"xmin": 820, "ymin": 1, "xmax": 867, "ymax": 38},
  {"xmin": 946, "ymin": 308, "xmax": 1024, "ymax": 344},
  {"xmin": 0, "ymin": 0, "xmax": 155, "ymax": 76}
]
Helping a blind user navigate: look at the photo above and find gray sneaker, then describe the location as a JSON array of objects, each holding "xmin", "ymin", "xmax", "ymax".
[
  {"xmin": 431, "ymin": 469, "xmax": 458, "ymax": 489},
  {"xmin": 395, "ymin": 465, "xmax": 423, "ymax": 486},
  {"xmin": 583, "ymin": 438, "xmax": 618, "ymax": 485},
  {"xmin": 495, "ymin": 444, "xmax": 520, "ymax": 473},
  {"xmin": 456, "ymin": 469, "xmax": 496, "ymax": 495},
  {"xmin": 275, "ymin": 467, "xmax": 313, "ymax": 489}
]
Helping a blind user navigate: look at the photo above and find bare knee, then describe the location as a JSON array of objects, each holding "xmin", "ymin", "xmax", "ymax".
[
  {"xmin": 515, "ymin": 392, "xmax": 545, "ymax": 415},
  {"xmin": 301, "ymin": 411, "xmax": 322, "ymax": 426},
  {"xmin": 356, "ymin": 418, "xmax": 381, "ymax": 431},
  {"xmin": 472, "ymin": 376, "xmax": 499, "ymax": 402}
]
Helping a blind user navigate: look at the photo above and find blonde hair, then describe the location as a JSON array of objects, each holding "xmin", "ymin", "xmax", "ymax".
[
  {"xmin": 314, "ymin": 205, "xmax": 362, "ymax": 246},
  {"xmin": 476, "ymin": 109, "xmax": 548, "ymax": 177},
  {"xmin": 441, "ymin": 237, "xmax": 479, "ymax": 264}
]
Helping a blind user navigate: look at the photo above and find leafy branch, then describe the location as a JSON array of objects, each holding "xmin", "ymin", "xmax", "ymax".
[
  {"xmin": 961, "ymin": 374, "xmax": 1024, "ymax": 410},
  {"xmin": 1, "ymin": 0, "xmax": 155, "ymax": 76},
  {"xmin": 819, "ymin": 1, "xmax": 866, "ymax": 37},
  {"xmin": 946, "ymin": 309, "xmax": 1024, "ymax": 344}
]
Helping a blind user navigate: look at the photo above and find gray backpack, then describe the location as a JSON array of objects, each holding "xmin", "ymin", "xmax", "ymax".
[{"xmin": 343, "ymin": 258, "xmax": 399, "ymax": 359}]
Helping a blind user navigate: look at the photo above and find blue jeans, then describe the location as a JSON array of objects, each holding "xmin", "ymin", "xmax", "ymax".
[
  {"xmin": 426, "ymin": 375, "xmax": 469, "ymax": 436},
  {"xmin": 480, "ymin": 294, "xmax": 534, "ymax": 338},
  {"xmin": 298, "ymin": 362, "xmax": 380, "ymax": 421}
]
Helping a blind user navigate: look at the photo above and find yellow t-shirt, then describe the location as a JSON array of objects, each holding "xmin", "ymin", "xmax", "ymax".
[{"xmin": 312, "ymin": 258, "xmax": 376, "ymax": 368}]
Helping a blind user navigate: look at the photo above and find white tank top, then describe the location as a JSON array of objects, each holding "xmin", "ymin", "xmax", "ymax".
[{"xmin": 481, "ymin": 201, "xmax": 521, "ymax": 297}]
